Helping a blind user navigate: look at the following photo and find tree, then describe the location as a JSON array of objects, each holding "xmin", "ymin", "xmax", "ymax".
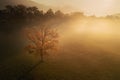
[
  {"xmin": 5, "ymin": 5, "xmax": 27, "ymax": 18},
  {"xmin": 55, "ymin": 10, "xmax": 64, "ymax": 17},
  {"xmin": 24, "ymin": 26, "xmax": 59, "ymax": 62},
  {"xmin": 45, "ymin": 9, "xmax": 54, "ymax": 18},
  {"xmin": 27, "ymin": 6, "xmax": 39, "ymax": 15},
  {"xmin": 5, "ymin": 5, "xmax": 14, "ymax": 14}
]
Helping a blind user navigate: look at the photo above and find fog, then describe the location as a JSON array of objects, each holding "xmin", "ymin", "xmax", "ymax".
[
  {"xmin": 1, "ymin": 5, "xmax": 120, "ymax": 80},
  {"xmin": 40, "ymin": 17, "xmax": 120, "ymax": 80}
]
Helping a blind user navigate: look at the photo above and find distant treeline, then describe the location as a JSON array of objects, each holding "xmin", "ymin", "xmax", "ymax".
[
  {"xmin": 0, "ymin": 5, "xmax": 69, "ymax": 33},
  {"xmin": 0, "ymin": 4, "xmax": 120, "ymax": 33}
]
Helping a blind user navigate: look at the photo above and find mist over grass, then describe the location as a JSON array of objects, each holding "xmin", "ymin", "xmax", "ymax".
[{"xmin": 0, "ymin": 4, "xmax": 120, "ymax": 80}]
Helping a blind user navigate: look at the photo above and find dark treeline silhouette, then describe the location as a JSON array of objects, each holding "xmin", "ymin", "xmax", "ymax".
[
  {"xmin": 0, "ymin": 4, "xmax": 67, "ymax": 34},
  {"xmin": 1, "ymin": 4, "xmax": 120, "ymax": 33},
  {"xmin": 1, "ymin": 4, "xmax": 120, "ymax": 34}
]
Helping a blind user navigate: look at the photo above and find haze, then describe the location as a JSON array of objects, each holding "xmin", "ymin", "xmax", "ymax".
[
  {"xmin": 31, "ymin": 0, "xmax": 120, "ymax": 16},
  {"xmin": 1, "ymin": 1, "xmax": 120, "ymax": 79}
]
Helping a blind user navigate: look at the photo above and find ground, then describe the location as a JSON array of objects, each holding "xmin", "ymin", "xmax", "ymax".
[{"xmin": 0, "ymin": 34, "xmax": 120, "ymax": 80}]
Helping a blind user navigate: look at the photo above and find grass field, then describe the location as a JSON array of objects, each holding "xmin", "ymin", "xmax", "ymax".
[{"xmin": 1, "ymin": 32, "xmax": 120, "ymax": 80}]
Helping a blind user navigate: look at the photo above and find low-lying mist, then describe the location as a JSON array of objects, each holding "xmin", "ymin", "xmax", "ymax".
[{"xmin": 1, "ymin": 4, "xmax": 120, "ymax": 80}]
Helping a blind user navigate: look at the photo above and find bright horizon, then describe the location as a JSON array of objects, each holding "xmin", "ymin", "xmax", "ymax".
[{"xmin": 31, "ymin": 0, "xmax": 120, "ymax": 16}]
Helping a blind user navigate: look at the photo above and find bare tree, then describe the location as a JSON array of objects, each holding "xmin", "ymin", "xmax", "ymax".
[{"xmin": 24, "ymin": 26, "xmax": 59, "ymax": 62}]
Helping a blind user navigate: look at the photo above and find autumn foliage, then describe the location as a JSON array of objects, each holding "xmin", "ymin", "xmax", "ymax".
[{"xmin": 24, "ymin": 26, "xmax": 59, "ymax": 62}]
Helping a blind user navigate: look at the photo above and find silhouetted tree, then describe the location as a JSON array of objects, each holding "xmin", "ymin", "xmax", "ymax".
[
  {"xmin": 5, "ymin": 5, "xmax": 27, "ymax": 18},
  {"xmin": 27, "ymin": 6, "xmax": 38, "ymax": 15},
  {"xmin": 5, "ymin": 5, "xmax": 14, "ymax": 14},
  {"xmin": 45, "ymin": 9, "xmax": 54, "ymax": 18},
  {"xmin": 55, "ymin": 10, "xmax": 64, "ymax": 17},
  {"xmin": 0, "ymin": 4, "xmax": 68, "ymax": 33},
  {"xmin": 14, "ymin": 5, "xmax": 27, "ymax": 17}
]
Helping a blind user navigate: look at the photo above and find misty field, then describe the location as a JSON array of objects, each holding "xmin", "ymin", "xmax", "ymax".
[
  {"xmin": 1, "ymin": 21, "xmax": 120, "ymax": 80},
  {"xmin": 1, "ymin": 4, "xmax": 120, "ymax": 80}
]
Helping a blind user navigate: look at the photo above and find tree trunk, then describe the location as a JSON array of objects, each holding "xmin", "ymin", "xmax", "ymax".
[{"xmin": 40, "ymin": 49, "xmax": 44, "ymax": 62}]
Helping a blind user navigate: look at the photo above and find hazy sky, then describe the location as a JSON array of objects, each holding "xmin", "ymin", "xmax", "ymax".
[{"xmin": 31, "ymin": 0, "xmax": 120, "ymax": 16}]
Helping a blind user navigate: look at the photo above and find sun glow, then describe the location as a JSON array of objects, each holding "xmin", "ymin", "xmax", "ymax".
[
  {"xmin": 30, "ymin": 0, "xmax": 117, "ymax": 16},
  {"xmin": 82, "ymin": 0, "xmax": 114, "ymax": 16},
  {"xmin": 72, "ymin": 19, "xmax": 113, "ymax": 36},
  {"xmin": 89, "ymin": 21, "xmax": 111, "ymax": 34}
]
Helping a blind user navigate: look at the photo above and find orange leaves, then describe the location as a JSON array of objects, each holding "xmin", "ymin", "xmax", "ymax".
[
  {"xmin": 24, "ymin": 26, "xmax": 59, "ymax": 55},
  {"xmin": 24, "ymin": 44, "xmax": 36, "ymax": 54}
]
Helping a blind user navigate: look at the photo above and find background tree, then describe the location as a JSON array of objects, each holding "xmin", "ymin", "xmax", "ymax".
[
  {"xmin": 45, "ymin": 9, "xmax": 54, "ymax": 19},
  {"xmin": 25, "ymin": 26, "xmax": 59, "ymax": 62},
  {"xmin": 55, "ymin": 10, "xmax": 64, "ymax": 17}
]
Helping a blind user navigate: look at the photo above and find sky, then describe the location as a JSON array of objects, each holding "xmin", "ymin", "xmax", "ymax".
[{"xmin": 30, "ymin": 0, "xmax": 120, "ymax": 16}]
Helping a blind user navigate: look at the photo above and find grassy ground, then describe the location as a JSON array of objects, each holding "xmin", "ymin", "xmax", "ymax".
[{"xmin": 0, "ymin": 34, "xmax": 120, "ymax": 80}]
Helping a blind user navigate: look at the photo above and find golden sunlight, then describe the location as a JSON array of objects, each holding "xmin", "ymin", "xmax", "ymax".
[
  {"xmin": 31, "ymin": 0, "xmax": 116, "ymax": 16},
  {"xmin": 1, "ymin": 0, "xmax": 120, "ymax": 80},
  {"xmin": 72, "ymin": 19, "xmax": 113, "ymax": 35},
  {"xmin": 81, "ymin": 0, "xmax": 114, "ymax": 16},
  {"xmin": 89, "ymin": 21, "xmax": 112, "ymax": 34}
]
